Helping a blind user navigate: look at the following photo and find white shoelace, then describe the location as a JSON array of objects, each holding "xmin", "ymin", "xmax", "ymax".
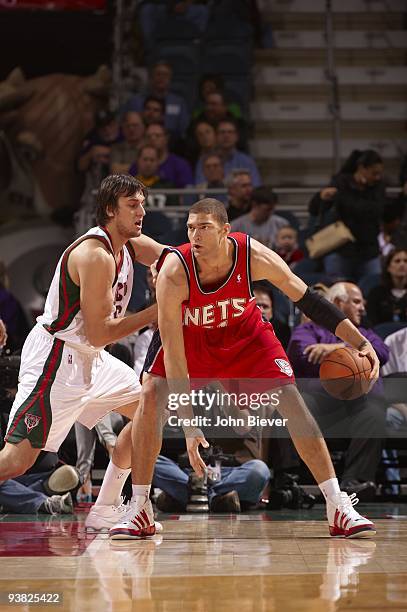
[{"xmin": 338, "ymin": 492, "xmax": 360, "ymax": 517}]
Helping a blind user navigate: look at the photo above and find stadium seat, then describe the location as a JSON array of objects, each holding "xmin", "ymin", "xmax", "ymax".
[
  {"xmin": 205, "ymin": 17, "xmax": 252, "ymax": 41},
  {"xmin": 291, "ymin": 257, "xmax": 319, "ymax": 275},
  {"xmin": 274, "ymin": 209, "xmax": 301, "ymax": 230},
  {"xmin": 203, "ymin": 43, "xmax": 251, "ymax": 75},
  {"xmin": 295, "ymin": 272, "xmax": 330, "ymax": 286},
  {"xmin": 359, "ymin": 273, "xmax": 382, "ymax": 297},
  {"xmin": 373, "ymin": 321, "xmax": 407, "ymax": 340},
  {"xmin": 151, "ymin": 43, "xmax": 201, "ymax": 76},
  {"xmin": 154, "ymin": 17, "xmax": 203, "ymax": 42}
]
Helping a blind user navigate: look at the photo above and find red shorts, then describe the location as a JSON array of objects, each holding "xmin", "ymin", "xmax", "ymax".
[{"xmin": 144, "ymin": 319, "xmax": 295, "ymax": 392}]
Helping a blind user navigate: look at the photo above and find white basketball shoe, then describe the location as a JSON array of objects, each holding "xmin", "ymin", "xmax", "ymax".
[{"xmin": 327, "ymin": 492, "xmax": 376, "ymax": 538}]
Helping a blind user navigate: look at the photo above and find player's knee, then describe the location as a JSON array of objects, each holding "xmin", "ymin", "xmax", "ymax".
[
  {"xmin": 140, "ymin": 376, "xmax": 166, "ymax": 414},
  {"xmin": 0, "ymin": 444, "xmax": 36, "ymax": 479}
]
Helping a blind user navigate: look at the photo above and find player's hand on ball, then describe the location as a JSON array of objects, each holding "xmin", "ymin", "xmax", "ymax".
[
  {"xmin": 358, "ymin": 340, "xmax": 380, "ymax": 380},
  {"xmin": 185, "ymin": 428, "xmax": 209, "ymax": 477}
]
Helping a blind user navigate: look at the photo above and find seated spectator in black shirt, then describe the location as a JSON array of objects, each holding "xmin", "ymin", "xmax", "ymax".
[
  {"xmin": 308, "ymin": 149, "xmax": 386, "ymax": 281},
  {"xmin": 367, "ymin": 248, "xmax": 407, "ymax": 325},
  {"xmin": 77, "ymin": 109, "xmax": 121, "ymax": 176},
  {"xmin": 110, "ymin": 111, "xmax": 145, "ymax": 175},
  {"xmin": 132, "ymin": 144, "xmax": 177, "ymax": 208},
  {"xmin": 0, "ymin": 261, "xmax": 29, "ymax": 352},
  {"xmin": 192, "ymin": 73, "xmax": 242, "ymax": 122},
  {"xmin": 252, "ymin": 281, "xmax": 291, "ymax": 348},
  {"xmin": 189, "ymin": 91, "xmax": 248, "ymax": 151},
  {"xmin": 226, "ymin": 169, "xmax": 253, "ymax": 222},
  {"xmin": 194, "ymin": 152, "xmax": 227, "ymax": 204},
  {"xmin": 186, "ymin": 119, "xmax": 217, "ymax": 167},
  {"xmin": 142, "ymin": 95, "xmax": 165, "ymax": 127}
]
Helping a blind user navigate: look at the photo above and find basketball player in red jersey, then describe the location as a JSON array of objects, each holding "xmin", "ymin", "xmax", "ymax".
[{"xmin": 110, "ymin": 199, "xmax": 379, "ymax": 540}]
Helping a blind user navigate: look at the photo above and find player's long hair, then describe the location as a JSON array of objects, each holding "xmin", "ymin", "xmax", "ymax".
[{"xmin": 96, "ymin": 174, "xmax": 147, "ymax": 225}]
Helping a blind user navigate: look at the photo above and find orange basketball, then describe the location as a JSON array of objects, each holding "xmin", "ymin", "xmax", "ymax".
[{"xmin": 319, "ymin": 347, "xmax": 373, "ymax": 400}]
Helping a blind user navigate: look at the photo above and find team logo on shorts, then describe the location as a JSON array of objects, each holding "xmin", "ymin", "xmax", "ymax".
[
  {"xmin": 25, "ymin": 413, "xmax": 41, "ymax": 433},
  {"xmin": 274, "ymin": 359, "xmax": 293, "ymax": 377}
]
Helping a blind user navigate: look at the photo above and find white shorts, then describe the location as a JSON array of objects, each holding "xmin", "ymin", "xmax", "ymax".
[{"xmin": 6, "ymin": 324, "xmax": 141, "ymax": 452}]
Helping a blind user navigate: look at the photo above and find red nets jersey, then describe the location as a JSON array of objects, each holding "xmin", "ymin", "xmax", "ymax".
[{"xmin": 145, "ymin": 232, "xmax": 295, "ymax": 386}]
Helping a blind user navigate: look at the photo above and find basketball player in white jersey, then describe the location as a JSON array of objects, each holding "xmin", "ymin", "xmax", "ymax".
[{"xmin": 0, "ymin": 174, "xmax": 164, "ymax": 531}]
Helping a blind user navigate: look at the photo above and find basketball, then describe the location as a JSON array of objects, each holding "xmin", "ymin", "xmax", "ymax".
[{"xmin": 319, "ymin": 347, "xmax": 373, "ymax": 400}]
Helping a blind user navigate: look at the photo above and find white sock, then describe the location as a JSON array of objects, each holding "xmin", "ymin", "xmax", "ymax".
[
  {"xmin": 94, "ymin": 461, "xmax": 131, "ymax": 506},
  {"xmin": 132, "ymin": 484, "xmax": 151, "ymax": 502},
  {"xmin": 319, "ymin": 477, "xmax": 341, "ymax": 502}
]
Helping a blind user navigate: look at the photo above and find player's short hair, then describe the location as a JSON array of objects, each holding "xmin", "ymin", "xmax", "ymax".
[
  {"xmin": 96, "ymin": 174, "xmax": 147, "ymax": 226},
  {"xmin": 189, "ymin": 198, "xmax": 228, "ymax": 226}
]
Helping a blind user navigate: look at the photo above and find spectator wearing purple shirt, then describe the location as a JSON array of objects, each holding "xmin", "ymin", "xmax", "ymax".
[
  {"xmin": 129, "ymin": 122, "xmax": 193, "ymax": 188},
  {"xmin": 287, "ymin": 281, "xmax": 389, "ymax": 501}
]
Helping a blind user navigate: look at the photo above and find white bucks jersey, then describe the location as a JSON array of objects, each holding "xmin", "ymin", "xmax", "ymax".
[{"xmin": 38, "ymin": 226, "xmax": 135, "ymax": 350}]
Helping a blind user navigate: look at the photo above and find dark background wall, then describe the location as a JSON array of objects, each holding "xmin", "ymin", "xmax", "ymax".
[{"xmin": 0, "ymin": 5, "xmax": 113, "ymax": 78}]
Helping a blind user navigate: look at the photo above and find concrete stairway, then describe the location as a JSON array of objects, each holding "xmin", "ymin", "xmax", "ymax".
[{"xmin": 252, "ymin": 0, "xmax": 407, "ymax": 189}]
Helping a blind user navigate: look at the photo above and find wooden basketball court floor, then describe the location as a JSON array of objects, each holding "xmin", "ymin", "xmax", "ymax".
[{"xmin": 1, "ymin": 504, "xmax": 407, "ymax": 611}]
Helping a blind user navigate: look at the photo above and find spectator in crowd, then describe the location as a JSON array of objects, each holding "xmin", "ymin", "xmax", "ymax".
[
  {"xmin": 381, "ymin": 327, "xmax": 407, "ymax": 433},
  {"xmin": 192, "ymin": 73, "xmax": 242, "ymax": 121},
  {"xmin": 231, "ymin": 186, "xmax": 289, "ymax": 248},
  {"xmin": 253, "ymin": 281, "xmax": 291, "ymax": 348},
  {"xmin": 186, "ymin": 119, "xmax": 217, "ymax": 167},
  {"xmin": 225, "ymin": 169, "xmax": 253, "ymax": 223},
  {"xmin": 110, "ymin": 112, "xmax": 145, "ymax": 175},
  {"xmin": 122, "ymin": 61, "xmax": 189, "ymax": 139},
  {"xmin": 287, "ymin": 281, "xmax": 389, "ymax": 500},
  {"xmin": 154, "ymin": 395, "xmax": 270, "ymax": 513},
  {"xmin": 366, "ymin": 248, "xmax": 407, "ymax": 326},
  {"xmin": 0, "ymin": 456, "xmax": 78, "ymax": 515},
  {"xmin": 0, "ymin": 260, "xmax": 29, "ymax": 352},
  {"xmin": 142, "ymin": 96, "xmax": 165, "ymax": 127},
  {"xmin": 76, "ymin": 110, "xmax": 121, "ymax": 227},
  {"xmin": 131, "ymin": 144, "xmax": 176, "ymax": 207},
  {"xmin": 274, "ymin": 226, "xmax": 304, "ymax": 268},
  {"xmin": 225, "ymin": 169, "xmax": 253, "ymax": 222},
  {"xmin": 190, "ymin": 91, "xmax": 247, "ymax": 148},
  {"xmin": 308, "ymin": 149, "xmax": 386, "ymax": 281},
  {"xmin": 195, "ymin": 119, "xmax": 260, "ymax": 186},
  {"xmin": 77, "ymin": 109, "xmax": 120, "ymax": 175},
  {"xmin": 194, "ymin": 152, "xmax": 227, "ymax": 204},
  {"xmin": 146, "ymin": 122, "xmax": 193, "ymax": 188}
]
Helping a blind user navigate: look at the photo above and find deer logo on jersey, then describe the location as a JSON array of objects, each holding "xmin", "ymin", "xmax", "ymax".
[{"xmin": 25, "ymin": 413, "xmax": 41, "ymax": 433}]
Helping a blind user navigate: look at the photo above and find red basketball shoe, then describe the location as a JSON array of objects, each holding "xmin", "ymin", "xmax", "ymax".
[
  {"xmin": 327, "ymin": 492, "xmax": 376, "ymax": 538},
  {"xmin": 109, "ymin": 498, "xmax": 156, "ymax": 540}
]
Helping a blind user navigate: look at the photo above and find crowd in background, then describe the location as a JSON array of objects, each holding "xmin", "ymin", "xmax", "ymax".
[{"xmin": 1, "ymin": 0, "xmax": 407, "ymax": 515}]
